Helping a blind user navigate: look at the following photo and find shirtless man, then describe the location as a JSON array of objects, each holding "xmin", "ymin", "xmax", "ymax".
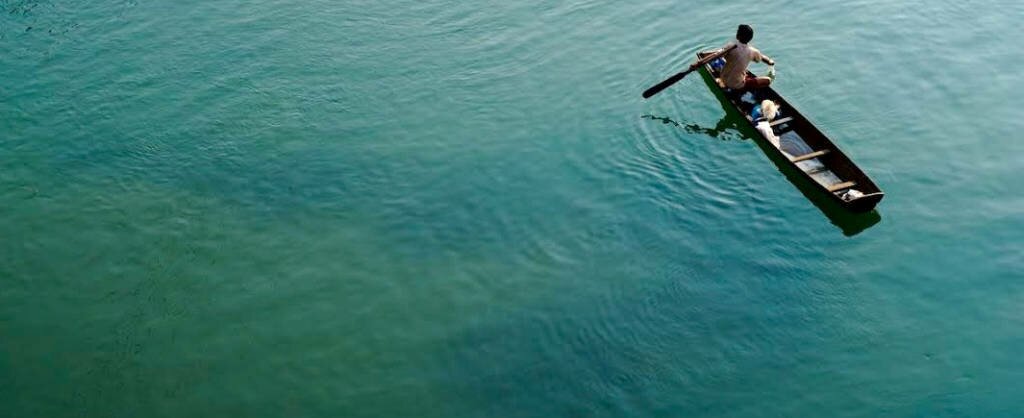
[{"xmin": 692, "ymin": 24, "xmax": 775, "ymax": 91}]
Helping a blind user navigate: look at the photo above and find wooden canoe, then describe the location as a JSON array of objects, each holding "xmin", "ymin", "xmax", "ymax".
[{"xmin": 696, "ymin": 51, "xmax": 884, "ymax": 213}]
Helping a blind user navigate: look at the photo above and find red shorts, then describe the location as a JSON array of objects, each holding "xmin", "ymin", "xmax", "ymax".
[
  {"xmin": 720, "ymin": 75, "xmax": 767, "ymax": 93},
  {"xmin": 743, "ymin": 75, "xmax": 761, "ymax": 89}
]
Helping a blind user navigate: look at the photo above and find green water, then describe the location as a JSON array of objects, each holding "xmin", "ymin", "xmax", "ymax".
[{"xmin": 2, "ymin": 0, "xmax": 1023, "ymax": 416}]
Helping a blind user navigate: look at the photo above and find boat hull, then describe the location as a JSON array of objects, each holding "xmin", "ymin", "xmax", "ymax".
[{"xmin": 695, "ymin": 51, "xmax": 884, "ymax": 213}]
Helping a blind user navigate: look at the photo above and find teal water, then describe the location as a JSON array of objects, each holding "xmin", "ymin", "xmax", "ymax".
[{"xmin": 3, "ymin": 0, "xmax": 1023, "ymax": 416}]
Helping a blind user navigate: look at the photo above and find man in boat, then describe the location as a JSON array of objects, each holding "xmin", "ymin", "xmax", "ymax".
[{"xmin": 691, "ymin": 24, "xmax": 775, "ymax": 91}]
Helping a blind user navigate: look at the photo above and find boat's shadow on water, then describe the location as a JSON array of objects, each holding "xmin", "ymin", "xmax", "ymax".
[
  {"xmin": 642, "ymin": 114, "xmax": 746, "ymax": 141},
  {"xmin": 641, "ymin": 113, "xmax": 881, "ymax": 237}
]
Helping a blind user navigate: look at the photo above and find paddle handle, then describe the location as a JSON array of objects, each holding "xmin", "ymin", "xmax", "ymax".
[
  {"xmin": 641, "ymin": 44, "xmax": 736, "ymax": 99},
  {"xmin": 641, "ymin": 69, "xmax": 694, "ymax": 99}
]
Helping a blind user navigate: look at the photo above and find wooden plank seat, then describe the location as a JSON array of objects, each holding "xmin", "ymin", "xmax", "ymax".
[
  {"xmin": 790, "ymin": 149, "xmax": 829, "ymax": 163},
  {"xmin": 770, "ymin": 117, "xmax": 795, "ymax": 134},
  {"xmin": 827, "ymin": 181, "xmax": 857, "ymax": 192}
]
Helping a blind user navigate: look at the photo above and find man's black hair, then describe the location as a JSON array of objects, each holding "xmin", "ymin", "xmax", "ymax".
[{"xmin": 736, "ymin": 24, "xmax": 754, "ymax": 44}]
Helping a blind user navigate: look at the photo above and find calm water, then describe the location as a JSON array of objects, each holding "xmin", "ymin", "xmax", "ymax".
[{"xmin": 2, "ymin": 0, "xmax": 1023, "ymax": 416}]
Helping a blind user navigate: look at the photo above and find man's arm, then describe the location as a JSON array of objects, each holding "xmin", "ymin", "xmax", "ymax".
[
  {"xmin": 754, "ymin": 48, "xmax": 775, "ymax": 66},
  {"xmin": 688, "ymin": 42, "xmax": 734, "ymax": 70},
  {"xmin": 688, "ymin": 50, "xmax": 722, "ymax": 70}
]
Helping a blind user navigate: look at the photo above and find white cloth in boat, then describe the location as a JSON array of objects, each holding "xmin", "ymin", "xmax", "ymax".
[
  {"xmin": 755, "ymin": 117, "xmax": 854, "ymax": 191},
  {"xmin": 755, "ymin": 119, "xmax": 829, "ymax": 173}
]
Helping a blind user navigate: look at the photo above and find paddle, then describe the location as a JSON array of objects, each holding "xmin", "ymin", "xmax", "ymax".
[{"xmin": 641, "ymin": 44, "xmax": 736, "ymax": 99}]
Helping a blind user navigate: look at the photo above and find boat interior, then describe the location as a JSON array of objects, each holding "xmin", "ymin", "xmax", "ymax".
[{"xmin": 704, "ymin": 63, "xmax": 880, "ymax": 203}]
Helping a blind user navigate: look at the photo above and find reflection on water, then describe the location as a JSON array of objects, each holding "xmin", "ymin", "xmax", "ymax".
[
  {"xmin": 642, "ymin": 112, "xmax": 882, "ymax": 236},
  {"xmin": 641, "ymin": 114, "xmax": 745, "ymax": 141}
]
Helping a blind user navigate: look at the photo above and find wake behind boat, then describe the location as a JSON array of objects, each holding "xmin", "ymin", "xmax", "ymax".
[{"xmin": 695, "ymin": 50, "xmax": 884, "ymax": 213}]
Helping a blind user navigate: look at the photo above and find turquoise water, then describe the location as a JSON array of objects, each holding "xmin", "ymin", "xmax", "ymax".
[{"xmin": 2, "ymin": 0, "xmax": 1023, "ymax": 416}]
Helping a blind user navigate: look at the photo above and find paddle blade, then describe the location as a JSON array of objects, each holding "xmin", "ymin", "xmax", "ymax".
[{"xmin": 642, "ymin": 69, "xmax": 692, "ymax": 99}]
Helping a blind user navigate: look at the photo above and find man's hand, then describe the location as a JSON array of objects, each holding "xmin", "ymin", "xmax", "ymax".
[{"xmin": 765, "ymin": 57, "xmax": 775, "ymax": 66}]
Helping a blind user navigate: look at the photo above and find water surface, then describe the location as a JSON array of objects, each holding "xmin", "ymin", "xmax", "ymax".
[{"xmin": 2, "ymin": 0, "xmax": 1023, "ymax": 416}]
